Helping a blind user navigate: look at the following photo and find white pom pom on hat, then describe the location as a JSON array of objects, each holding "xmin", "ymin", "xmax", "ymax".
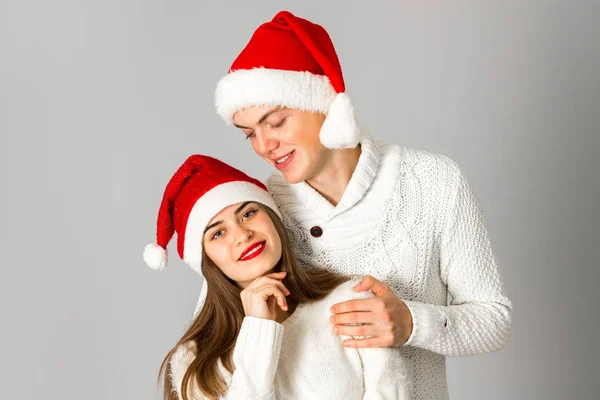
[
  {"xmin": 319, "ymin": 93, "xmax": 360, "ymax": 149},
  {"xmin": 143, "ymin": 243, "xmax": 167, "ymax": 271}
]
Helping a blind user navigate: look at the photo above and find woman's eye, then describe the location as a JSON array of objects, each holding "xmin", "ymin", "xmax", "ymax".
[
  {"xmin": 242, "ymin": 209, "xmax": 257, "ymax": 220},
  {"xmin": 244, "ymin": 132, "xmax": 254, "ymax": 140},
  {"xmin": 211, "ymin": 230, "xmax": 224, "ymax": 240}
]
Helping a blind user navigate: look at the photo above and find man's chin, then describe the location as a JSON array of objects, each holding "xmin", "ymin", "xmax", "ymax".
[{"xmin": 280, "ymin": 172, "xmax": 305, "ymax": 184}]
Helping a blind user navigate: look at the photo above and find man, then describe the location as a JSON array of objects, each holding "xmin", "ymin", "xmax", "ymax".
[{"xmin": 206, "ymin": 10, "xmax": 512, "ymax": 400}]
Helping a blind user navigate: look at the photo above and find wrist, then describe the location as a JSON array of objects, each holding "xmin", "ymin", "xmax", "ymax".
[{"xmin": 399, "ymin": 300, "xmax": 414, "ymax": 346}]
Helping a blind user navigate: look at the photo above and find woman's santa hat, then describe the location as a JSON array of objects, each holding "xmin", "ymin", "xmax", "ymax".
[
  {"xmin": 143, "ymin": 155, "xmax": 280, "ymax": 275},
  {"xmin": 215, "ymin": 10, "xmax": 360, "ymax": 149}
]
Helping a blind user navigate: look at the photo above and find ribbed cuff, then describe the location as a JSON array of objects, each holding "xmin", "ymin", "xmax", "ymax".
[
  {"xmin": 402, "ymin": 300, "xmax": 446, "ymax": 349},
  {"xmin": 233, "ymin": 317, "xmax": 284, "ymax": 390},
  {"xmin": 235, "ymin": 316, "xmax": 284, "ymax": 353}
]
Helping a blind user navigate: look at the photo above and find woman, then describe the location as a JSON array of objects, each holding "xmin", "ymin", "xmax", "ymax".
[{"xmin": 143, "ymin": 155, "xmax": 410, "ymax": 399}]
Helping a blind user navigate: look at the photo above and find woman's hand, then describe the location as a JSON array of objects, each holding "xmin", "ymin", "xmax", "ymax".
[{"xmin": 240, "ymin": 272, "xmax": 290, "ymax": 320}]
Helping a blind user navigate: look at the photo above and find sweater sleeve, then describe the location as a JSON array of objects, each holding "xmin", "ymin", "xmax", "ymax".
[
  {"xmin": 402, "ymin": 166, "xmax": 512, "ymax": 356},
  {"xmin": 170, "ymin": 317, "xmax": 284, "ymax": 399},
  {"xmin": 356, "ymin": 347, "xmax": 412, "ymax": 400}
]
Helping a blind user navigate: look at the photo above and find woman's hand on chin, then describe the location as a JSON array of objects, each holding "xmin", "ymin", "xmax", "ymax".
[{"xmin": 240, "ymin": 271, "xmax": 290, "ymax": 320}]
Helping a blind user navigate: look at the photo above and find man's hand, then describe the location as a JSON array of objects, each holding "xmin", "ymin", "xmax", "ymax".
[{"xmin": 329, "ymin": 275, "xmax": 413, "ymax": 348}]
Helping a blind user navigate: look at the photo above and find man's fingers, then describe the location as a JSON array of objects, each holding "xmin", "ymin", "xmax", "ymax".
[
  {"xmin": 342, "ymin": 336, "xmax": 393, "ymax": 348},
  {"xmin": 330, "ymin": 311, "xmax": 392, "ymax": 326},
  {"xmin": 330, "ymin": 297, "xmax": 382, "ymax": 314},
  {"xmin": 333, "ymin": 323, "xmax": 393, "ymax": 337},
  {"xmin": 353, "ymin": 275, "xmax": 390, "ymax": 296},
  {"xmin": 352, "ymin": 275, "xmax": 376, "ymax": 292}
]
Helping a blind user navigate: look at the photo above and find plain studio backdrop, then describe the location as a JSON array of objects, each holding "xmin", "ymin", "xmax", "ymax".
[{"xmin": 1, "ymin": 1, "xmax": 599, "ymax": 399}]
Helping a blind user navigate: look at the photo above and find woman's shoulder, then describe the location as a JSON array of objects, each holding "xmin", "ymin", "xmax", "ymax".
[
  {"xmin": 170, "ymin": 341, "xmax": 197, "ymax": 379},
  {"xmin": 324, "ymin": 276, "xmax": 374, "ymax": 305},
  {"xmin": 170, "ymin": 341, "xmax": 232, "ymax": 398},
  {"xmin": 168, "ymin": 341, "xmax": 198, "ymax": 399}
]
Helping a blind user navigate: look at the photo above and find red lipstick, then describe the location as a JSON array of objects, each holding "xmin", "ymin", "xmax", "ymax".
[{"xmin": 239, "ymin": 241, "xmax": 266, "ymax": 261}]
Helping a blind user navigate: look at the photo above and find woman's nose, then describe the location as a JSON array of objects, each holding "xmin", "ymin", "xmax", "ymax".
[{"xmin": 234, "ymin": 225, "xmax": 253, "ymax": 245}]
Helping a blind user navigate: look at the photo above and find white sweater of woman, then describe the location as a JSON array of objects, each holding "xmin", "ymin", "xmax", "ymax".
[{"xmin": 172, "ymin": 279, "xmax": 410, "ymax": 400}]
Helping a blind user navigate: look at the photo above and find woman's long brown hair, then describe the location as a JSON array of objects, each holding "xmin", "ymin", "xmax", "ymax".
[{"xmin": 158, "ymin": 204, "xmax": 348, "ymax": 399}]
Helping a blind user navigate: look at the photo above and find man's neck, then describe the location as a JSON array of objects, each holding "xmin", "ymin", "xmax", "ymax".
[{"xmin": 306, "ymin": 146, "xmax": 362, "ymax": 206}]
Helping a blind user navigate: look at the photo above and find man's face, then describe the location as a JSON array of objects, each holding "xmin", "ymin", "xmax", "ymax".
[{"xmin": 232, "ymin": 106, "xmax": 331, "ymax": 184}]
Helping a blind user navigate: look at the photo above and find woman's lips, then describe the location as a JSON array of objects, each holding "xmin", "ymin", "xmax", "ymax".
[{"xmin": 239, "ymin": 241, "xmax": 266, "ymax": 261}]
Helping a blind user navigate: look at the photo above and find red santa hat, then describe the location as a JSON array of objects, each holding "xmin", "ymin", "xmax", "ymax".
[
  {"xmin": 143, "ymin": 155, "xmax": 280, "ymax": 275},
  {"xmin": 215, "ymin": 10, "xmax": 360, "ymax": 149}
]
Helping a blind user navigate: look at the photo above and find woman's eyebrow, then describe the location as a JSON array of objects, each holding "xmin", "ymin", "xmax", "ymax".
[
  {"xmin": 234, "ymin": 202, "xmax": 253, "ymax": 216},
  {"xmin": 204, "ymin": 220, "xmax": 223, "ymax": 234},
  {"xmin": 204, "ymin": 202, "xmax": 253, "ymax": 234}
]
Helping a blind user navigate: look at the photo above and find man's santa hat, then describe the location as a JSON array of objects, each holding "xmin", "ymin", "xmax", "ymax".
[
  {"xmin": 215, "ymin": 10, "xmax": 360, "ymax": 149},
  {"xmin": 143, "ymin": 155, "xmax": 280, "ymax": 275}
]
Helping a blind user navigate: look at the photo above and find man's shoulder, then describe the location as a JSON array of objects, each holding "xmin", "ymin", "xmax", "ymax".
[
  {"xmin": 375, "ymin": 140, "xmax": 462, "ymax": 183},
  {"xmin": 377, "ymin": 140, "xmax": 458, "ymax": 170}
]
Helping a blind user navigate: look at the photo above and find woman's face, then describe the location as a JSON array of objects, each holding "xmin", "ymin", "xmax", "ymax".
[{"xmin": 203, "ymin": 202, "xmax": 282, "ymax": 288}]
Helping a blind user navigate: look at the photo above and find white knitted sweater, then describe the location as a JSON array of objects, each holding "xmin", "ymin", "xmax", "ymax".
[
  {"xmin": 265, "ymin": 135, "xmax": 512, "ymax": 400},
  {"xmin": 172, "ymin": 280, "xmax": 411, "ymax": 399}
]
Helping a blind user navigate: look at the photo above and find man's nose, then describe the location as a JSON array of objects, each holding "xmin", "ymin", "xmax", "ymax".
[{"xmin": 256, "ymin": 129, "xmax": 280, "ymax": 155}]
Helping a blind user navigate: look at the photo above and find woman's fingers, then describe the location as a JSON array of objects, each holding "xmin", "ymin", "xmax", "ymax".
[
  {"xmin": 245, "ymin": 275, "xmax": 290, "ymax": 296},
  {"xmin": 241, "ymin": 284, "xmax": 288, "ymax": 316},
  {"xmin": 257, "ymin": 285, "xmax": 288, "ymax": 311},
  {"xmin": 240, "ymin": 272, "xmax": 291, "ymax": 318},
  {"xmin": 246, "ymin": 271, "xmax": 286, "ymax": 286}
]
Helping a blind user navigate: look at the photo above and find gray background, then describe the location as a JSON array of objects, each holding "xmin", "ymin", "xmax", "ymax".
[{"xmin": 1, "ymin": 0, "xmax": 599, "ymax": 399}]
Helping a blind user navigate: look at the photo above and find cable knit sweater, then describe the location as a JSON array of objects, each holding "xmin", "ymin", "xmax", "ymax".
[
  {"xmin": 172, "ymin": 280, "xmax": 411, "ymax": 399},
  {"xmin": 264, "ymin": 135, "xmax": 512, "ymax": 400}
]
